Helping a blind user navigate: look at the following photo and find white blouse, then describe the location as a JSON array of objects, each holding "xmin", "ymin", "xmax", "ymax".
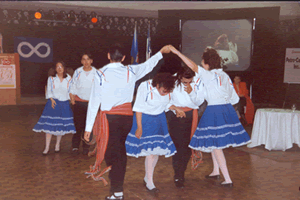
[
  {"xmin": 85, "ymin": 52, "xmax": 163, "ymax": 132},
  {"xmin": 166, "ymin": 77, "xmax": 205, "ymax": 114},
  {"xmin": 69, "ymin": 66, "xmax": 97, "ymax": 101},
  {"xmin": 195, "ymin": 66, "xmax": 239, "ymax": 106},
  {"xmin": 46, "ymin": 74, "xmax": 72, "ymax": 101},
  {"xmin": 133, "ymin": 80, "xmax": 171, "ymax": 115}
]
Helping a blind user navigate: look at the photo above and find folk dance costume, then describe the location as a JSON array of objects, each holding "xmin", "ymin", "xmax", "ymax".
[
  {"xmin": 189, "ymin": 66, "xmax": 251, "ymax": 152},
  {"xmin": 126, "ymin": 80, "xmax": 177, "ymax": 158},
  {"xmin": 33, "ymin": 74, "xmax": 76, "ymax": 135},
  {"xmin": 165, "ymin": 77, "xmax": 205, "ymax": 184},
  {"xmin": 84, "ymin": 52, "xmax": 163, "ymax": 195},
  {"xmin": 69, "ymin": 66, "xmax": 97, "ymax": 152}
]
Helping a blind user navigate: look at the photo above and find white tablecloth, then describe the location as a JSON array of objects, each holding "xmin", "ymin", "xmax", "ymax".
[{"xmin": 247, "ymin": 108, "xmax": 300, "ymax": 151}]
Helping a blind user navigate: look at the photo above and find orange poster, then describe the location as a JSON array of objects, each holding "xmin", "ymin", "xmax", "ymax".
[{"xmin": 0, "ymin": 55, "xmax": 16, "ymax": 89}]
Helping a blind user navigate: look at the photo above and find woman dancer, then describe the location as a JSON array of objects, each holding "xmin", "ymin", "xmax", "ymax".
[
  {"xmin": 166, "ymin": 65, "xmax": 205, "ymax": 188},
  {"xmin": 125, "ymin": 73, "xmax": 177, "ymax": 193},
  {"xmin": 33, "ymin": 61, "xmax": 76, "ymax": 155},
  {"xmin": 170, "ymin": 46, "xmax": 251, "ymax": 187}
]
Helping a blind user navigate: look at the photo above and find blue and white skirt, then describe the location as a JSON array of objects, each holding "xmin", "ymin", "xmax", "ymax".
[
  {"xmin": 125, "ymin": 112, "xmax": 177, "ymax": 158},
  {"xmin": 33, "ymin": 99, "xmax": 76, "ymax": 136},
  {"xmin": 189, "ymin": 104, "xmax": 251, "ymax": 153}
]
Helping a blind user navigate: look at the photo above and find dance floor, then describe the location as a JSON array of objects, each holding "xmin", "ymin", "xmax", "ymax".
[{"xmin": 1, "ymin": 99, "xmax": 300, "ymax": 200}]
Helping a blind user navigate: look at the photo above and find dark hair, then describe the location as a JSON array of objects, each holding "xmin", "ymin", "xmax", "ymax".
[
  {"xmin": 53, "ymin": 61, "xmax": 67, "ymax": 78},
  {"xmin": 202, "ymin": 48, "xmax": 222, "ymax": 70},
  {"xmin": 81, "ymin": 52, "xmax": 93, "ymax": 60},
  {"xmin": 47, "ymin": 67, "xmax": 55, "ymax": 77},
  {"xmin": 176, "ymin": 65, "xmax": 195, "ymax": 86},
  {"xmin": 109, "ymin": 43, "xmax": 125, "ymax": 62},
  {"xmin": 152, "ymin": 72, "xmax": 176, "ymax": 93}
]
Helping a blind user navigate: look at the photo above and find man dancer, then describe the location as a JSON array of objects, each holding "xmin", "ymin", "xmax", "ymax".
[
  {"xmin": 69, "ymin": 53, "xmax": 97, "ymax": 155},
  {"xmin": 84, "ymin": 43, "xmax": 171, "ymax": 200}
]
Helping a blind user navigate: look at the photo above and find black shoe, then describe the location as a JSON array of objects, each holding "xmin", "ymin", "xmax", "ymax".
[
  {"xmin": 146, "ymin": 187, "xmax": 160, "ymax": 193},
  {"xmin": 55, "ymin": 149, "xmax": 60, "ymax": 153},
  {"xmin": 71, "ymin": 148, "xmax": 79, "ymax": 154},
  {"xmin": 205, "ymin": 175, "xmax": 220, "ymax": 180},
  {"xmin": 105, "ymin": 194, "xmax": 124, "ymax": 200},
  {"xmin": 82, "ymin": 148, "xmax": 89, "ymax": 155},
  {"xmin": 220, "ymin": 182, "xmax": 233, "ymax": 188},
  {"xmin": 174, "ymin": 178, "xmax": 185, "ymax": 188}
]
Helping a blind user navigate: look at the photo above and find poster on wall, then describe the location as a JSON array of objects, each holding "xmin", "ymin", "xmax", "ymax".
[
  {"xmin": 14, "ymin": 36, "xmax": 53, "ymax": 63},
  {"xmin": 284, "ymin": 48, "xmax": 300, "ymax": 83},
  {"xmin": 0, "ymin": 55, "xmax": 16, "ymax": 89}
]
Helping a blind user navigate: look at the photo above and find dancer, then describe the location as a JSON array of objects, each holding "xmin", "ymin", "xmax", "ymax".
[
  {"xmin": 170, "ymin": 46, "xmax": 251, "ymax": 187},
  {"xmin": 126, "ymin": 72, "xmax": 177, "ymax": 193},
  {"xmin": 165, "ymin": 65, "xmax": 205, "ymax": 188},
  {"xmin": 69, "ymin": 53, "xmax": 97, "ymax": 155},
  {"xmin": 84, "ymin": 44, "xmax": 171, "ymax": 200},
  {"xmin": 33, "ymin": 61, "xmax": 76, "ymax": 155}
]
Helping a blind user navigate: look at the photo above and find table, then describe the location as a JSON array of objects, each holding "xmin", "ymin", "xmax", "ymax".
[{"xmin": 247, "ymin": 108, "xmax": 300, "ymax": 151}]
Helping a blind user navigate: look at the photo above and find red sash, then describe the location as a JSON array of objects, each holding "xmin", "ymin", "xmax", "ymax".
[
  {"xmin": 177, "ymin": 107, "xmax": 203, "ymax": 170},
  {"xmin": 85, "ymin": 103, "xmax": 133, "ymax": 185},
  {"xmin": 74, "ymin": 95, "xmax": 88, "ymax": 102}
]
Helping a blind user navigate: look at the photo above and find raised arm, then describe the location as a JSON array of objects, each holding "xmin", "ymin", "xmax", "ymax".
[
  {"xmin": 133, "ymin": 45, "xmax": 171, "ymax": 81},
  {"xmin": 169, "ymin": 45, "xmax": 198, "ymax": 73}
]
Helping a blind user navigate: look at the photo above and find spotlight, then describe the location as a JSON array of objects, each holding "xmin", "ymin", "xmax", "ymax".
[
  {"xmin": 91, "ymin": 17, "xmax": 97, "ymax": 23},
  {"xmin": 47, "ymin": 10, "xmax": 55, "ymax": 20},
  {"xmin": 80, "ymin": 11, "xmax": 87, "ymax": 22},
  {"xmin": 90, "ymin": 11, "xmax": 97, "ymax": 23},
  {"xmin": 35, "ymin": 9, "xmax": 43, "ymax": 19},
  {"xmin": 68, "ymin": 10, "xmax": 76, "ymax": 22},
  {"xmin": 56, "ymin": 10, "xmax": 67, "ymax": 20}
]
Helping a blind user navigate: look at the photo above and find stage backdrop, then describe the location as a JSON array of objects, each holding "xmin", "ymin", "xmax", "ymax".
[{"xmin": 284, "ymin": 48, "xmax": 300, "ymax": 83}]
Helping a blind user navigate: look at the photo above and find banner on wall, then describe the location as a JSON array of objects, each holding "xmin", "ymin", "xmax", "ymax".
[
  {"xmin": 0, "ymin": 55, "xmax": 16, "ymax": 89},
  {"xmin": 14, "ymin": 36, "xmax": 53, "ymax": 63},
  {"xmin": 284, "ymin": 48, "xmax": 300, "ymax": 83}
]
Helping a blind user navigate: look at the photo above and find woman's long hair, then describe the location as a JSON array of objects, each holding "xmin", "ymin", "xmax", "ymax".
[
  {"xmin": 176, "ymin": 65, "xmax": 195, "ymax": 86},
  {"xmin": 51, "ymin": 61, "xmax": 67, "ymax": 78},
  {"xmin": 152, "ymin": 72, "xmax": 176, "ymax": 93},
  {"xmin": 202, "ymin": 48, "xmax": 222, "ymax": 70}
]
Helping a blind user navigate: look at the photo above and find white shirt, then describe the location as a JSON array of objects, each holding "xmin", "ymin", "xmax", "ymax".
[
  {"xmin": 46, "ymin": 74, "xmax": 72, "ymax": 101},
  {"xmin": 195, "ymin": 66, "xmax": 239, "ymax": 106},
  {"xmin": 85, "ymin": 52, "xmax": 163, "ymax": 132},
  {"xmin": 69, "ymin": 66, "xmax": 97, "ymax": 101},
  {"xmin": 165, "ymin": 77, "xmax": 205, "ymax": 114},
  {"xmin": 133, "ymin": 80, "xmax": 171, "ymax": 115}
]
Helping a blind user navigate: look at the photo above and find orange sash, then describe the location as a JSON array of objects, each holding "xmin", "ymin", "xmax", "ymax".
[
  {"xmin": 74, "ymin": 95, "xmax": 88, "ymax": 102},
  {"xmin": 178, "ymin": 107, "xmax": 203, "ymax": 170},
  {"xmin": 85, "ymin": 103, "xmax": 133, "ymax": 185}
]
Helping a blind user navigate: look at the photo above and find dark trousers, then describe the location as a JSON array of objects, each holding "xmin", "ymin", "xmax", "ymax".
[
  {"xmin": 72, "ymin": 101, "xmax": 90, "ymax": 149},
  {"xmin": 238, "ymin": 97, "xmax": 247, "ymax": 115},
  {"xmin": 166, "ymin": 110, "xmax": 193, "ymax": 180},
  {"xmin": 105, "ymin": 114, "xmax": 133, "ymax": 193}
]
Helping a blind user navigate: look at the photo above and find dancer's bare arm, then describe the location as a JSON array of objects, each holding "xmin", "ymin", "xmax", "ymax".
[{"xmin": 169, "ymin": 45, "xmax": 198, "ymax": 73}]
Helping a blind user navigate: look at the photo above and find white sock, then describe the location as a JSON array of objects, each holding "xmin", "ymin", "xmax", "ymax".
[
  {"xmin": 213, "ymin": 149, "xmax": 232, "ymax": 183},
  {"xmin": 114, "ymin": 192, "xmax": 123, "ymax": 197},
  {"xmin": 145, "ymin": 155, "xmax": 159, "ymax": 190},
  {"xmin": 210, "ymin": 151, "xmax": 220, "ymax": 176}
]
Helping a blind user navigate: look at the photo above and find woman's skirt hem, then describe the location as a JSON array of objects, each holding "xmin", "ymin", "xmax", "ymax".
[{"xmin": 189, "ymin": 140, "xmax": 251, "ymax": 153}]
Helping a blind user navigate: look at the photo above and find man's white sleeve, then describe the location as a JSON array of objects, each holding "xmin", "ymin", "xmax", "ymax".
[
  {"xmin": 85, "ymin": 72, "xmax": 102, "ymax": 132},
  {"xmin": 133, "ymin": 52, "xmax": 163, "ymax": 80},
  {"xmin": 69, "ymin": 69, "xmax": 78, "ymax": 95}
]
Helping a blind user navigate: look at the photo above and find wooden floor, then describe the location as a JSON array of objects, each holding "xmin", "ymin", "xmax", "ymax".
[{"xmin": 1, "ymin": 101, "xmax": 300, "ymax": 200}]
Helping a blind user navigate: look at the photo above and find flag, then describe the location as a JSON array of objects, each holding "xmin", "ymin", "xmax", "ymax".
[
  {"xmin": 14, "ymin": 36, "xmax": 53, "ymax": 63},
  {"xmin": 131, "ymin": 21, "xmax": 139, "ymax": 64},
  {"xmin": 146, "ymin": 23, "xmax": 152, "ymax": 60}
]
